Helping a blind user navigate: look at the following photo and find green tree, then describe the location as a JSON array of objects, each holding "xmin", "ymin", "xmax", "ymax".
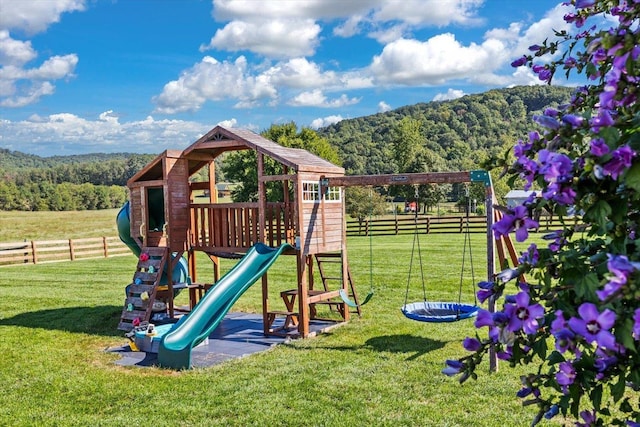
[{"xmin": 345, "ymin": 187, "xmax": 387, "ymax": 235}]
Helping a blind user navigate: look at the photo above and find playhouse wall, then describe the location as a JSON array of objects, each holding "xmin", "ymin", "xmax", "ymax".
[
  {"xmin": 301, "ymin": 202, "xmax": 342, "ymax": 254},
  {"xmin": 129, "ymin": 186, "xmax": 144, "ymax": 244},
  {"xmin": 164, "ymin": 157, "xmax": 190, "ymax": 252}
]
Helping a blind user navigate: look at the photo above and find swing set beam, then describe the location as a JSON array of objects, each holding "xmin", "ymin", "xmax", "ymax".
[{"xmin": 322, "ymin": 170, "xmax": 492, "ymax": 188}]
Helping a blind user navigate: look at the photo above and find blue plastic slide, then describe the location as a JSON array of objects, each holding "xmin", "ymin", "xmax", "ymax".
[
  {"xmin": 116, "ymin": 201, "xmax": 188, "ymax": 284},
  {"xmin": 158, "ymin": 242, "xmax": 292, "ymax": 370}
]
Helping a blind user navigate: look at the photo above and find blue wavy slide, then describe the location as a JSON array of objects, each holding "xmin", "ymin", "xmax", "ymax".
[{"xmin": 158, "ymin": 242, "xmax": 292, "ymax": 370}]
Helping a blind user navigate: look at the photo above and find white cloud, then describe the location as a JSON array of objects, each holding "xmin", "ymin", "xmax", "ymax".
[
  {"xmin": 267, "ymin": 58, "xmax": 336, "ymax": 89},
  {"xmin": 202, "ymin": 19, "xmax": 321, "ymax": 58},
  {"xmin": 0, "ymin": 112, "xmax": 211, "ymax": 154},
  {"xmin": 309, "ymin": 115, "xmax": 343, "ymax": 129},
  {"xmin": 153, "ymin": 56, "xmax": 346, "ymax": 113},
  {"xmin": 373, "ymin": 0, "xmax": 484, "ymax": 27},
  {"xmin": 377, "ymin": 101, "xmax": 391, "ymax": 112},
  {"xmin": 433, "ymin": 88, "xmax": 465, "ymax": 101},
  {"xmin": 0, "ymin": 1, "xmax": 84, "ymax": 108},
  {"xmin": 0, "ymin": 0, "xmax": 85, "ymax": 34},
  {"xmin": 288, "ymin": 90, "xmax": 360, "ymax": 108},
  {"xmin": 369, "ymin": 35, "xmax": 507, "ymax": 85},
  {"xmin": 217, "ymin": 118, "xmax": 237, "ymax": 128},
  {"xmin": 0, "ymin": 30, "xmax": 36, "ymax": 66},
  {"xmin": 153, "ymin": 55, "xmax": 277, "ymax": 114}
]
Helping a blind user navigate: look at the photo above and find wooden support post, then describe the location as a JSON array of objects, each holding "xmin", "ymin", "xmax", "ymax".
[
  {"xmin": 69, "ymin": 238, "xmax": 75, "ymax": 261},
  {"xmin": 31, "ymin": 240, "xmax": 37, "ymax": 264},
  {"xmin": 486, "ymin": 184, "xmax": 498, "ymax": 373}
]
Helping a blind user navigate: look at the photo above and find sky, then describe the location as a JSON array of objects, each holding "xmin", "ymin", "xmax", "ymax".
[{"xmin": 0, "ymin": 0, "xmax": 574, "ymax": 156}]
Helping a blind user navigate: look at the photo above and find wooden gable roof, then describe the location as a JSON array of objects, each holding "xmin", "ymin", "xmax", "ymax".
[
  {"xmin": 183, "ymin": 125, "xmax": 344, "ymax": 174},
  {"xmin": 127, "ymin": 149, "xmax": 183, "ymax": 185}
]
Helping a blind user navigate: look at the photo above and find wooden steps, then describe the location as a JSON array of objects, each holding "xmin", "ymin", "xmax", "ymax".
[{"xmin": 117, "ymin": 247, "xmax": 169, "ymax": 331}]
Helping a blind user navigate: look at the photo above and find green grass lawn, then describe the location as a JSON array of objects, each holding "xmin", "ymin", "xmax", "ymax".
[{"xmin": 0, "ymin": 214, "xmax": 565, "ymax": 426}]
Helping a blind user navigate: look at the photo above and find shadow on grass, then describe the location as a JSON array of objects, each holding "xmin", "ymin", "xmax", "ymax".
[
  {"xmin": 0, "ymin": 305, "xmax": 124, "ymax": 337},
  {"xmin": 291, "ymin": 333, "xmax": 448, "ymax": 361},
  {"xmin": 364, "ymin": 334, "xmax": 448, "ymax": 360}
]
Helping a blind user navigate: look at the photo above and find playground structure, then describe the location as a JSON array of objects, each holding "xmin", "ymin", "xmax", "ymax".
[
  {"xmin": 117, "ymin": 125, "xmax": 355, "ymax": 344},
  {"xmin": 116, "ymin": 125, "xmax": 519, "ymax": 369}
]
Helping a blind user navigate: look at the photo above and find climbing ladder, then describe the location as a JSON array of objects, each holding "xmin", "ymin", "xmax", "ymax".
[
  {"xmin": 117, "ymin": 247, "xmax": 169, "ymax": 331},
  {"xmin": 313, "ymin": 253, "xmax": 361, "ymax": 317}
]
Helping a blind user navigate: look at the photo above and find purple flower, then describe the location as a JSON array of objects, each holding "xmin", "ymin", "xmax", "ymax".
[
  {"xmin": 475, "ymin": 309, "xmax": 494, "ymax": 328},
  {"xmin": 544, "ymin": 404, "xmax": 560, "ymax": 419},
  {"xmin": 539, "ymin": 149, "xmax": 573, "ymax": 184},
  {"xmin": 463, "ymin": 337, "xmax": 481, "ymax": 352},
  {"xmin": 594, "ymin": 354, "xmax": 617, "ymax": 373},
  {"xmin": 442, "ymin": 359, "xmax": 463, "ymax": 376},
  {"xmin": 504, "ymin": 291, "xmax": 544, "ymax": 335},
  {"xmin": 518, "ymin": 243, "xmax": 539, "ymax": 266},
  {"xmin": 477, "ymin": 281, "xmax": 496, "ymax": 304},
  {"xmin": 556, "ymin": 361, "xmax": 576, "ymax": 393},
  {"xmin": 577, "ymin": 410, "xmax": 597, "ymax": 427},
  {"xmin": 575, "ymin": 0, "xmax": 596, "ymax": 8},
  {"xmin": 634, "ymin": 309, "xmax": 640, "ymax": 339},
  {"xmin": 493, "ymin": 205, "xmax": 539, "ymax": 242},
  {"xmin": 590, "ymin": 138, "xmax": 610, "ymax": 156},
  {"xmin": 562, "ymin": 114, "xmax": 585, "ymax": 128},
  {"xmin": 533, "ymin": 114, "xmax": 560, "ymax": 130},
  {"xmin": 542, "ymin": 183, "xmax": 577, "ymax": 206},
  {"xmin": 597, "ymin": 254, "xmax": 637, "ymax": 300},
  {"xmin": 568, "ymin": 303, "xmax": 617, "ymax": 349},
  {"xmin": 591, "ymin": 108, "xmax": 616, "ymax": 133},
  {"xmin": 603, "ymin": 145, "xmax": 635, "ymax": 179},
  {"xmin": 511, "ymin": 55, "xmax": 528, "ymax": 67}
]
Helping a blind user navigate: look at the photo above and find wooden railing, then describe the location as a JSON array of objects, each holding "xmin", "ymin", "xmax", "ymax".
[
  {"xmin": 190, "ymin": 202, "xmax": 296, "ymax": 252},
  {"xmin": 346, "ymin": 215, "xmax": 581, "ymax": 236},
  {"xmin": 0, "ymin": 236, "xmax": 130, "ymax": 267}
]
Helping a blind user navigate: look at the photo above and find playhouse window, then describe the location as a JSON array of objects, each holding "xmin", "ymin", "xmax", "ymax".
[{"xmin": 302, "ymin": 181, "xmax": 341, "ymax": 203}]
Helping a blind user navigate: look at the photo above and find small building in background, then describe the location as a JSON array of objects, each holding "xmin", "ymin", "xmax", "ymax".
[{"xmin": 504, "ymin": 190, "xmax": 539, "ymax": 208}]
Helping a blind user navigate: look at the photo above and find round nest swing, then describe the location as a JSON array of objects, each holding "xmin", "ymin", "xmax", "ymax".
[{"xmin": 401, "ymin": 301, "xmax": 479, "ymax": 323}]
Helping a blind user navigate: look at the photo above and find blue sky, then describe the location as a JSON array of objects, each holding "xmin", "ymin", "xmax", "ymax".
[{"xmin": 0, "ymin": 0, "xmax": 572, "ymax": 156}]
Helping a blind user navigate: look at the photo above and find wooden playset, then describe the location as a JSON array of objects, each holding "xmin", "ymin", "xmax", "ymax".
[{"xmin": 118, "ymin": 125, "xmax": 358, "ymax": 337}]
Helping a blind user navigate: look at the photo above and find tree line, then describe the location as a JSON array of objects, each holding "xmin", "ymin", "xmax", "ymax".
[
  {"xmin": 0, "ymin": 154, "xmax": 153, "ymax": 211},
  {"xmin": 0, "ymin": 85, "xmax": 572, "ymax": 212}
]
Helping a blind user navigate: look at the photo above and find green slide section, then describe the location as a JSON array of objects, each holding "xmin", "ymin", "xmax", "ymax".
[
  {"xmin": 158, "ymin": 242, "xmax": 292, "ymax": 370},
  {"xmin": 116, "ymin": 201, "xmax": 188, "ymax": 285}
]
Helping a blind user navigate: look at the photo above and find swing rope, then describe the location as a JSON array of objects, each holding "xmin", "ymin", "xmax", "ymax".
[
  {"xmin": 401, "ymin": 184, "xmax": 479, "ymax": 323},
  {"xmin": 403, "ymin": 185, "xmax": 427, "ymax": 307},
  {"xmin": 339, "ymin": 187, "xmax": 374, "ymax": 308}
]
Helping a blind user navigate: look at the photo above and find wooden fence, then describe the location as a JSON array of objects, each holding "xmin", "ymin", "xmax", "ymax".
[
  {"xmin": 0, "ymin": 236, "xmax": 130, "ymax": 267},
  {"xmin": 346, "ymin": 215, "xmax": 579, "ymax": 236}
]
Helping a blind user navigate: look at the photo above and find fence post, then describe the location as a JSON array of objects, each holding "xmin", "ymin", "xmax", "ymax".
[
  {"xmin": 459, "ymin": 217, "xmax": 463, "ymax": 233},
  {"xmin": 69, "ymin": 238, "xmax": 75, "ymax": 261},
  {"xmin": 425, "ymin": 217, "xmax": 430, "ymax": 234},
  {"xmin": 31, "ymin": 240, "xmax": 37, "ymax": 264},
  {"xmin": 103, "ymin": 236, "xmax": 108, "ymax": 258}
]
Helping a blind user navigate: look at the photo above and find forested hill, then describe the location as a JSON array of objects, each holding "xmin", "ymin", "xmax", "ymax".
[{"xmin": 317, "ymin": 85, "xmax": 574, "ymax": 175}]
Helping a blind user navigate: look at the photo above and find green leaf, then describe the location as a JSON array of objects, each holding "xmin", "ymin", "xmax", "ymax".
[
  {"xmin": 610, "ymin": 374, "xmax": 626, "ymax": 402},
  {"xmin": 615, "ymin": 318, "xmax": 637, "ymax": 352},
  {"xmin": 590, "ymin": 384, "xmax": 603, "ymax": 412},
  {"xmin": 625, "ymin": 162, "xmax": 640, "ymax": 193},
  {"xmin": 547, "ymin": 350, "xmax": 565, "ymax": 365},
  {"xmin": 584, "ymin": 200, "xmax": 611, "ymax": 230}
]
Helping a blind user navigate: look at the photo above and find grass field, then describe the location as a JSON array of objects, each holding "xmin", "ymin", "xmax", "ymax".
[{"xmin": 0, "ymin": 210, "xmax": 564, "ymax": 426}]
